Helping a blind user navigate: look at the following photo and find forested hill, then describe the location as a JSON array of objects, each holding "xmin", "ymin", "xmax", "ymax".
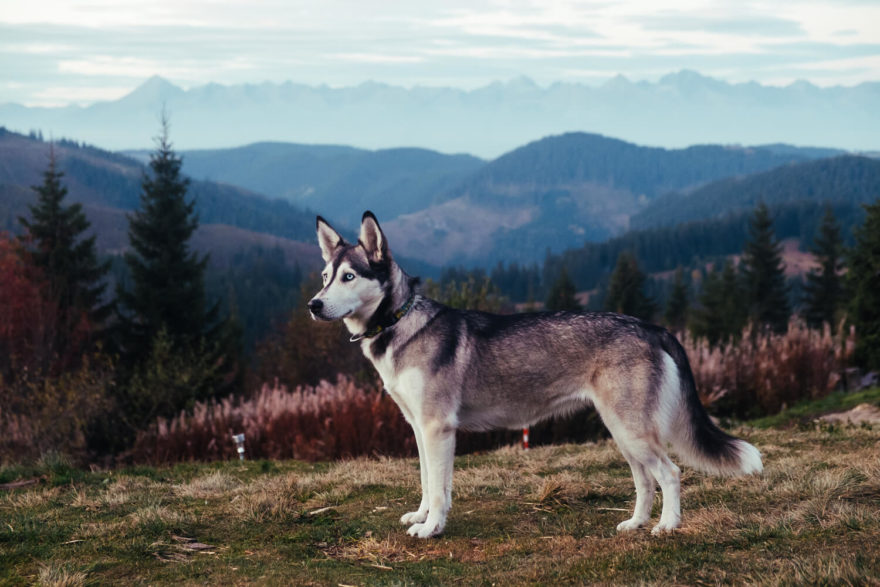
[
  {"xmin": 383, "ymin": 132, "xmax": 840, "ymax": 266},
  {"xmin": 0, "ymin": 128, "xmax": 317, "ymax": 250},
  {"xmin": 540, "ymin": 199, "xmax": 865, "ymax": 298},
  {"xmin": 175, "ymin": 143, "xmax": 484, "ymax": 229},
  {"xmin": 450, "ymin": 132, "xmax": 832, "ymax": 201},
  {"xmin": 631, "ymin": 155, "xmax": 880, "ymax": 230}
]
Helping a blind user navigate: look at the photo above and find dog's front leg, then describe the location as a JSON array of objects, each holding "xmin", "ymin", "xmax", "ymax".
[
  {"xmin": 400, "ymin": 419, "xmax": 430, "ymax": 526},
  {"xmin": 406, "ymin": 420, "xmax": 456, "ymax": 538}
]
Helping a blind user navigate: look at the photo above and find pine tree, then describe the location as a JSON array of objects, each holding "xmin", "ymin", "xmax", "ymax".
[
  {"xmin": 690, "ymin": 261, "xmax": 748, "ymax": 347},
  {"xmin": 803, "ymin": 207, "xmax": 845, "ymax": 329},
  {"xmin": 545, "ymin": 267, "xmax": 581, "ymax": 311},
  {"xmin": 19, "ymin": 146, "xmax": 110, "ymax": 366},
  {"xmin": 117, "ymin": 117, "xmax": 217, "ymax": 360},
  {"xmin": 664, "ymin": 266, "xmax": 689, "ymax": 332},
  {"xmin": 116, "ymin": 117, "xmax": 238, "ymax": 429},
  {"xmin": 847, "ymin": 199, "xmax": 880, "ymax": 370},
  {"xmin": 740, "ymin": 203, "xmax": 790, "ymax": 333},
  {"xmin": 604, "ymin": 252, "xmax": 654, "ymax": 320}
]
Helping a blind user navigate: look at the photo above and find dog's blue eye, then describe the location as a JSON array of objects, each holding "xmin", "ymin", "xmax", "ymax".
[{"xmin": 343, "ymin": 273, "xmax": 355, "ymax": 282}]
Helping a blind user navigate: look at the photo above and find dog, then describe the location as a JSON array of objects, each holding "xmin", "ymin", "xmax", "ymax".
[{"xmin": 308, "ymin": 211, "xmax": 762, "ymax": 538}]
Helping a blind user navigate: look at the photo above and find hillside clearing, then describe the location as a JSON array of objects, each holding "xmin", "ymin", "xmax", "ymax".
[{"xmin": 2, "ymin": 422, "xmax": 879, "ymax": 585}]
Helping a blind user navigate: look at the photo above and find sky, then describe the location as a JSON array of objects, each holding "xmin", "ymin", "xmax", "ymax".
[{"xmin": 2, "ymin": 0, "xmax": 880, "ymax": 107}]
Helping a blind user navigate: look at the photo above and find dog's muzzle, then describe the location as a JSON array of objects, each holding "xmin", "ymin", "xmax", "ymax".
[{"xmin": 307, "ymin": 298, "xmax": 324, "ymax": 319}]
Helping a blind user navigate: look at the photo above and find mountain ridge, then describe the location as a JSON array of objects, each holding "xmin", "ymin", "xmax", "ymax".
[
  {"xmin": 3, "ymin": 70, "xmax": 878, "ymax": 158},
  {"xmin": 379, "ymin": 132, "xmax": 842, "ymax": 265},
  {"xmin": 631, "ymin": 155, "xmax": 880, "ymax": 230}
]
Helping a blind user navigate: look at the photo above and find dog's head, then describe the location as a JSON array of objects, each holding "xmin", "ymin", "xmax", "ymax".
[{"xmin": 308, "ymin": 211, "xmax": 392, "ymax": 322}]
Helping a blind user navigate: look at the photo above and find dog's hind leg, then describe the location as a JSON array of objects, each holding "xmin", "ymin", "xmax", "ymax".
[
  {"xmin": 615, "ymin": 451, "xmax": 656, "ymax": 532},
  {"xmin": 646, "ymin": 452, "xmax": 680, "ymax": 534},
  {"xmin": 599, "ymin": 409, "xmax": 681, "ymax": 534},
  {"xmin": 615, "ymin": 434, "xmax": 681, "ymax": 534},
  {"xmin": 406, "ymin": 419, "xmax": 456, "ymax": 538}
]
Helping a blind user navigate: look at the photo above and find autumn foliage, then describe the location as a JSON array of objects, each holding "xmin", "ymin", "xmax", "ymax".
[
  {"xmin": 0, "ymin": 234, "xmax": 55, "ymax": 377},
  {"xmin": 129, "ymin": 377, "xmax": 415, "ymax": 464},
  {"xmin": 686, "ymin": 320, "xmax": 854, "ymax": 418}
]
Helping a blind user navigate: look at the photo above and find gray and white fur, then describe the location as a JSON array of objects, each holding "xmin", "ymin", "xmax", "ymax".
[{"xmin": 308, "ymin": 211, "xmax": 762, "ymax": 538}]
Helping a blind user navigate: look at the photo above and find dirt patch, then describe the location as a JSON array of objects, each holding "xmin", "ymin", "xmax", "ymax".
[{"xmin": 818, "ymin": 403, "xmax": 880, "ymax": 425}]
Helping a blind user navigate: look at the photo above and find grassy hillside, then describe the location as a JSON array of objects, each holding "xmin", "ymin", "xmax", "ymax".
[{"xmin": 2, "ymin": 422, "xmax": 878, "ymax": 585}]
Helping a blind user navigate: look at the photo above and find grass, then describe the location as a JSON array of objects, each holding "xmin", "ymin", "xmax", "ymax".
[
  {"xmin": 1, "ymin": 402, "xmax": 879, "ymax": 584},
  {"xmin": 750, "ymin": 386, "xmax": 880, "ymax": 429}
]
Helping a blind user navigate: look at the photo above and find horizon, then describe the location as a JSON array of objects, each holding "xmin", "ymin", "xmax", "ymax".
[
  {"xmin": 10, "ymin": 69, "xmax": 880, "ymax": 110},
  {"xmin": 2, "ymin": 0, "xmax": 879, "ymax": 107}
]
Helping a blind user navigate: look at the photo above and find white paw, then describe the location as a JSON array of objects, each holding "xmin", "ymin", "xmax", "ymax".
[
  {"xmin": 407, "ymin": 516, "xmax": 444, "ymax": 538},
  {"xmin": 616, "ymin": 518, "xmax": 649, "ymax": 532},
  {"xmin": 400, "ymin": 509, "xmax": 428, "ymax": 525},
  {"xmin": 651, "ymin": 520, "xmax": 680, "ymax": 535}
]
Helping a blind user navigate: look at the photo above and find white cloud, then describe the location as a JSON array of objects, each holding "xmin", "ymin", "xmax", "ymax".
[
  {"xmin": 0, "ymin": 0, "xmax": 878, "ymax": 105},
  {"xmin": 31, "ymin": 85, "xmax": 133, "ymax": 106},
  {"xmin": 324, "ymin": 52, "xmax": 425, "ymax": 64}
]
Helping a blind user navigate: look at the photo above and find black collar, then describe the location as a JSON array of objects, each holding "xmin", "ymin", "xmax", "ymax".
[{"xmin": 350, "ymin": 294, "xmax": 416, "ymax": 342}]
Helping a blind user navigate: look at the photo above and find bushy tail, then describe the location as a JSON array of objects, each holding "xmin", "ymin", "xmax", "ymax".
[{"xmin": 661, "ymin": 333, "xmax": 763, "ymax": 477}]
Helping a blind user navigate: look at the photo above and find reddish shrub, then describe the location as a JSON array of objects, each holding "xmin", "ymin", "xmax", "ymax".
[
  {"xmin": 685, "ymin": 320, "xmax": 855, "ymax": 418},
  {"xmin": 130, "ymin": 376, "xmax": 416, "ymax": 464}
]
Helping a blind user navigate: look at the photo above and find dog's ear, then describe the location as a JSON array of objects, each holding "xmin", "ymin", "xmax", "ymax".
[
  {"xmin": 359, "ymin": 211, "xmax": 390, "ymax": 264},
  {"xmin": 316, "ymin": 216, "xmax": 346, "ymax": 262}
]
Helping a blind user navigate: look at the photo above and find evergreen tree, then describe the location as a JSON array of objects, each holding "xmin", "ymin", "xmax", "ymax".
[
  {"xmin": 803, "ymin": 207, "xmax": 845, "ymax": 329},
  {"xmin": 116, "ymin": 117, "xmax": 238, "ymax": 429},
  {"xmin": 847, "ymin": 199, "xmax": 880, "ymax": 370},
  {"xmin": 545, "ymin": 267, "xmax": 581, "ymax": 311},
  {"xmin": 117, "ymin": 118, "xmax": 217, "ymax": 359},
  {"xmin": 19, "ymin": 146, "xmax": 110, "ymax": 366},
  {"xmin": 690, "ymin": 261, "xmax": 748, "ymax": 347},
  {"xmin": 740, "ymin": 203, "xmax": 790, "ymax": 333},
  {"xmin": 664, "ymin": 266, "xmax": 689, "ymax": 332},
  {"xmin": 604, "ymin": 252, "xmax": 654, "ymax": 320}
]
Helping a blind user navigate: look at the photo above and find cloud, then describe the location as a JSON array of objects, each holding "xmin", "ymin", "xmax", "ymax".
[
  {"xmin": 0, "ymin": 0, "xmax": 878, "ymax": 106},
  {"xmin": 639, "ymin": 14, "xmax": 805, "ymax": 38}
]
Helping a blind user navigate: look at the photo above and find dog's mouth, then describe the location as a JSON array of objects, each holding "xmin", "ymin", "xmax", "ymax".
[{"xmin": 309, "ymin": 308, "xmax": 353, "ymax": 321}]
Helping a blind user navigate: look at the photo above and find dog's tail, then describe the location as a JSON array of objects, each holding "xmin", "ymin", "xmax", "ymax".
[{"xmin": 660, "ymin": 333, "xmax": 763, "ymax": 477}]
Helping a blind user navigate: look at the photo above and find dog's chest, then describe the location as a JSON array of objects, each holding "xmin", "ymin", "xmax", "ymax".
[
  {"xmin": 363, "ymin": 343, "xmax": 425, "ymax": 412},
  {"xmin": 364, "ymin": 343, "xmax": 403, "ymax": 390}
]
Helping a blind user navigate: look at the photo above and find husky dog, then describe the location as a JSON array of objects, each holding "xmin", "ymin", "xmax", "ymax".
[{"xmin": 308, "ymin": 211, "xmax": 762, "ymax": 538}]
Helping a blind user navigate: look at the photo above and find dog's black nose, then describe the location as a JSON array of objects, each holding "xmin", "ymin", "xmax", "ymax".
[{"xmin": 308, "ymin": 299, "xmax": 323, "ymax": 313}]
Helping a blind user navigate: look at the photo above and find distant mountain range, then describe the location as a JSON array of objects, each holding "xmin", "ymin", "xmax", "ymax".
[
  {"xmin": 5, "ymin": 128, "xmax": 872, "ymax": 271},
  {"xmin": 125, "ymin": 143, "xmax": 484, "ymax": 230},
  {"xmin": 136, "ymin": 132, "xmax": 842, "ymax": 266},
  {"xmin": 379, "ymin": 133, "xmax": 842, "ymax": 265},
  {"xmin": 2, "ymin": 71, "xmax": 879, "ymax": 158}
]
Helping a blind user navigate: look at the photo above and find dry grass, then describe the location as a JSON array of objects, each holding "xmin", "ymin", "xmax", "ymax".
[
  {"xmin": 37, "ymin": 563, "xmax": 87, "ymax": 587},
  {"xmin": 685, "ymin": 320, "xmax": 854, "ymax": 417},
  {"xmin": 5, "ymin": 421, "xmax": 877, "ymax": 585}
]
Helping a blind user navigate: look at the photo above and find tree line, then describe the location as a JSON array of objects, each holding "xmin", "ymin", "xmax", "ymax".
[
  {"xmin": 2, "ymin": 122, "xmax": 879, "ymax": 464},
  {"xmin": 1, "ymin": 119, "xmax": 241, "ymax": 458}
]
